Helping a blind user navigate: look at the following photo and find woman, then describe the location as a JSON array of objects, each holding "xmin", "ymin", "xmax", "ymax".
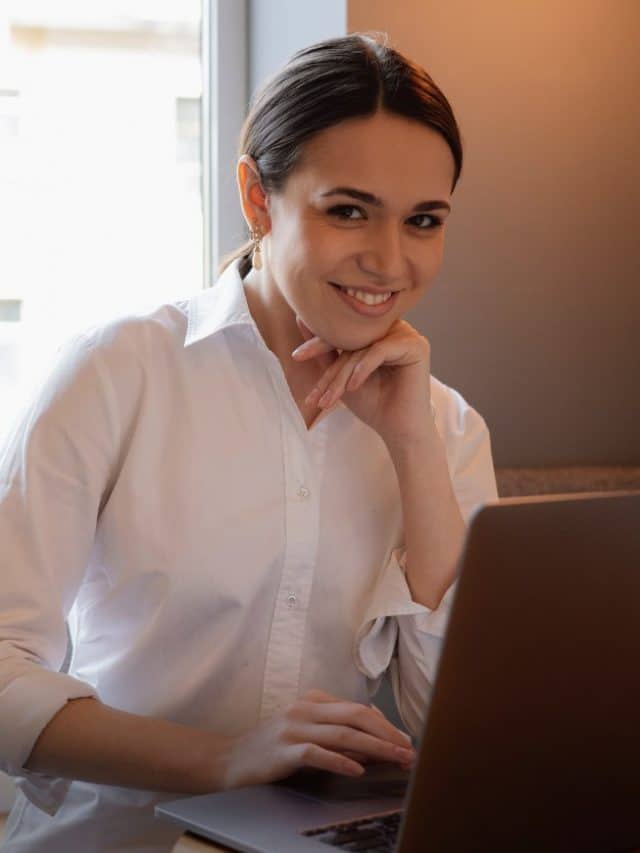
[{"xmin": 0, "ymin": 32, "xmax": 498, "ymax": 852}]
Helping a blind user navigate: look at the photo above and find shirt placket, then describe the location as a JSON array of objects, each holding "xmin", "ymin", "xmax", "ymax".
[{"xmin": 259, "ymin": 369, "xmax": 329, "ymax": 720}]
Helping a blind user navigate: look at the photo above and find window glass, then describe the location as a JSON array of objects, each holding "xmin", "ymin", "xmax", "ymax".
[{"xmin": 0, "ymin": 0, "xmax": 203, "ymax": 442}]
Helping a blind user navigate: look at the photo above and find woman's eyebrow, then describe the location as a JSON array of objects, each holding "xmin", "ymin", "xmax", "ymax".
[{"xmin": 319, "ymin": 186, "xmax": 451, "ymax": 213}]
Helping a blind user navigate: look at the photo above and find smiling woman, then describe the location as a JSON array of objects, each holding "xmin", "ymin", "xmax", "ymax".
[
  {"xmin": 230, "ymin": 41, "xmax": 460, "ymax": 435},
  {"xmin": 223, "ymin": 34, "xmax": 461, "ymax": 371},
  {"xmin": 0, "ymin": 32, "xmax": 498, "ymax": 853},
  {"xmin": 238, "ymin": 110, "xmax": 455, "ymax": 352}
]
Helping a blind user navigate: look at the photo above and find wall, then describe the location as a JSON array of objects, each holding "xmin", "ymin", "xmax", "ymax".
[
  {"xmin": 349, "ymin": 0, "xmax": 640, "ymax": 466},
  {"xmin": 248, "ymin": 0, "xmax": 346, "ymax": 98}
]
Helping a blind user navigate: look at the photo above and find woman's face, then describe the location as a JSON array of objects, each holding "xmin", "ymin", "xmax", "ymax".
[{"xmin": 244, "ymin": 109, "xmax": 456, "ymax": 355}]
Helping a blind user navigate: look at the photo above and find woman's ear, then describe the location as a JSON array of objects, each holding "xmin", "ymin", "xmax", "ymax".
[{"xmin": 237, "ymin": 155, "xmax": 270, "ymax": 233}]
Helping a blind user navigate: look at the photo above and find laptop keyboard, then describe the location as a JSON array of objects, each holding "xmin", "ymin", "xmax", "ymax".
[{"xmin": 301, "ymin": 809, "xmax": 402, "ymax": 851}]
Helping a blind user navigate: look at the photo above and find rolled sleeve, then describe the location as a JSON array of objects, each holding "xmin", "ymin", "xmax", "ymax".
[
  {"xmin": 353, "ymin": 546, "xmax": 455, "ymax": 736},
  {"xmin": 0, "ymin": 656, "xmax": 98, "ymax": 815},
  {"xmin": 353, "ymin": 547, "xmax": 451, "ymax": 680},
  {"xmin": 0, "ymin": 333, "xmax": 121, "ymax": 815},
  {"xmin": 354, "ymin": 383, "xmax": 499, "ymax": 736}
]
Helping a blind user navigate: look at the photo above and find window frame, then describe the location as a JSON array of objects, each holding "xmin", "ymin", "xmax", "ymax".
[{"xmin": 202, "ymin": 0, "xmax": 248, "ymax": 287}]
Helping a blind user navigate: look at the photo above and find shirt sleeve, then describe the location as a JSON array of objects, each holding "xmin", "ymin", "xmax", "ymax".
[
  {"xmin": 0, "ymin": 331, "xmax": 125, "ymax": 815},
  {"xmin": 353, "ymin": 386, "xmax": 499, "ymax": 737}
]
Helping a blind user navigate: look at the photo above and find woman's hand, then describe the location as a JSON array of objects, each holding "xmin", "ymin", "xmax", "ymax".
[
  {"xmin": 216, "ymin": 688, "xmax": 415, "ymax": 791},
  {"xmin": 292, "ymin": 316, "xmax": 434, "ymax": 448}
]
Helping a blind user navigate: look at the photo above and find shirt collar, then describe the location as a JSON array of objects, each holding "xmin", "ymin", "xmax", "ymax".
[
  {"xmin": 184, "ymin": 257, "xmax": 255, "ymax": 348},
  {"xmin": 183, "ymin": 256, "xmax": 347, "ymax": 423}
]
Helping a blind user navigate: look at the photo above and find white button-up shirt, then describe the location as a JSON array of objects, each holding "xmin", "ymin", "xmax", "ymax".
[{"xmin": 0, "ymin": 258, "xmax": 498, "ymax": 852}]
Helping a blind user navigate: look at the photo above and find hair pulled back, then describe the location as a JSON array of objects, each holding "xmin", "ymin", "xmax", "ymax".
[{"xmin": 219, "ymin": 32, "xmax": 463, "ymax": 278}]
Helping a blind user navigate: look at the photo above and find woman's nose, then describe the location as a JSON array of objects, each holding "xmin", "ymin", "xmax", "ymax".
[{"xmin": 358, "ymin": 222, "xmax": 405, "ymax": 282}]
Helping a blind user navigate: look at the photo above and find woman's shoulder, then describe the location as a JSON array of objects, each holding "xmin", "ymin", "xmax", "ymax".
[
  {"xmin": 34, "ymin": 297, "xmax": 196, "ymax": 413},
  {"xmin": 429, "ymin": 375, "xmax": 498, "ymax": 518},
  {"xmin": 431, "ymin": 376, "xmax": 491, "ymax": 470},
  {"xmin": 67, "ymin": 296, "xmax": 192, "ymax": 359},
  {"xmin": 429, "ymin": 374, "xmax": 491, "ymax": 442}
]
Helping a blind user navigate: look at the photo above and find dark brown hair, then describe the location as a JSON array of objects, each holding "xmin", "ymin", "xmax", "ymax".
[{"xmin": 219, "ymin": 31, "xmax": 463, "ymax": 278}]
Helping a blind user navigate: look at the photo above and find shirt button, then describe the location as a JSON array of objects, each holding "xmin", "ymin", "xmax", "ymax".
[
  {"xmin": 297, "ymin": 486, "xmax": 310, "ymax": 499},
  {"xmin": 287, "ymin": 593, "xmax": 297, "ymax": 608}
]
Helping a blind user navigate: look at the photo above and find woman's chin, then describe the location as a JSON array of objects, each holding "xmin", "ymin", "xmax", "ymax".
[
  {"xmin": 333, "ymin": 321, "xmax": 397, "ymax": 353},
  {"xmin": 298, "ymin": 308, "xmax": 396, "ymax": 353}
]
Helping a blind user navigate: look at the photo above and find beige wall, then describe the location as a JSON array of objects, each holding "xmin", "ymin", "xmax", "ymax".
[{"xmin": 348, "ymin": 0, "xmax": 639, "ymax": 467}]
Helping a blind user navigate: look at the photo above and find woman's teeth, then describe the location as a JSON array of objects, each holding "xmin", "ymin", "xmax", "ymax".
[{"xmin": 337, "ymin": 285, "xmax": 393, "ymax": 306}]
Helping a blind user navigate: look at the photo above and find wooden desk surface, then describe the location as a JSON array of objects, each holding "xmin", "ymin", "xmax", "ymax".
[
  {"xmin": 172, "ymin": 832, "xmax": 234, "ymax": 852},
  {"xmin": 1, "ymin": 815, "xmax": 223, "ymax": 853}
]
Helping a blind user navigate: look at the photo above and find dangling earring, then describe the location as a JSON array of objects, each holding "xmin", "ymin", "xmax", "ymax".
[{"xmin": 250, "ymin": 224, "xmax": 263, "ymax": 271}]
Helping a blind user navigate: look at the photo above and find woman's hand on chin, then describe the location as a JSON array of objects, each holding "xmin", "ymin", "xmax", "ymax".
[{"xmin": 291, "ymin": 315, "xmax": 435, "ymax": 448}]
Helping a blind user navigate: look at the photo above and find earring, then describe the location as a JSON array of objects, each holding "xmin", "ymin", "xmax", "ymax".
[{"xmin": 250, "ymin": 224, "xmax": 263, "ymax": 271}]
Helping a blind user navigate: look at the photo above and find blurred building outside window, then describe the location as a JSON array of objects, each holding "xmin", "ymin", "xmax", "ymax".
[{"xmin": 0, "ymin": 0, "xmax": 204, "ymax": 445}]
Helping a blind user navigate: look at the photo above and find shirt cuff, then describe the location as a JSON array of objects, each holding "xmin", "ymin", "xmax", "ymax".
[
  {"xmin": 0, "ymin": 669, "xmax": 99, "ymax": 816},
  {"xmin": 353, "ymin": 547, "xmax": 456, "ymax": 680},
  {"xmin": 11, "ymin": 772, "xmax": 74, "ymax": 817}
]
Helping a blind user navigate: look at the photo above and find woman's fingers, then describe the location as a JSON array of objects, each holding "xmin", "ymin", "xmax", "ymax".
[
  {"xmin": 306, "ymin": 344, "xmax": 378, "ymax": 408},
  {"xmin": 292, "ymin": 690, "xmax": 415, "ymax": 771},
  {"xmin": 301, "ymin": 690, "xmax": 411, "ymax": 748},
  {"xmin": 305, "ymin": 694, "xmax": 411, "ymax": 747},
  {"xmin": 290, "ymin": 742, "xmax": 365, "ymax": 777},
  {"xmin": 341, "ymin": 750, "xmax": 373, "ymax": 764},
  {"xmin": 292, "ymin": 336, "xmax": 334, "ymax": 357},
  {"xmin": 317, "ymin": 350, "xmax": 366, "ymax": 406},
  {"xmin": 296, "ymin": 721, "xmax": 415, "ymax": 767},
  {"xmin": 305, "ymin": 350, "xmax": 358, "ymax": 407},
  {"xmin": 293, "ymin": 316, "xmax": 370, "ymax": 404}
]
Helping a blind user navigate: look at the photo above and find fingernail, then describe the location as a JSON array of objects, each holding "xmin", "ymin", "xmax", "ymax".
[
  {"xmin": 318, "ymin": 389, "xmax": 333, "ymax": 407},
  {"xmin": 394, "ymin": 746, "xmax": 415, "ymax": 759}
]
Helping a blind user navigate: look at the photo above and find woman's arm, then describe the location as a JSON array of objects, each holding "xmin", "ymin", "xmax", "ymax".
[
  {"xmin": 386, "ymin": 401, "xmax": 498, "ymax": 735},
  {"xmin": 23, "ymin": 696, "xmax": 228, "ymax": 794},
  {"xmin": 385, "ymin": 417, "xmax": 466, "ymax": 611},
  {"xmin": 25, "ymin": 690, "xmax": 415, "ymax": 792},
  {"xmin": 353, "ymin": 393, "xmax": 499, "ymax": 737}
]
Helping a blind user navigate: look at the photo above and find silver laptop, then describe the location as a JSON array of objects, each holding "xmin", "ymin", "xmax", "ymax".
[{"xmin": 155, "ymin": 491, "xmax": 640, "ymax": 852}]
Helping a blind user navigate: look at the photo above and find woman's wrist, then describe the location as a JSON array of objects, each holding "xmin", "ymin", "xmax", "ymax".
[
  {"xmin": 193, "ymin": 730, "xmax": 237, "ymax": 794},
  {"xmin": 384, "ymin": 409, "xmax": 441, "ymax": 463}
]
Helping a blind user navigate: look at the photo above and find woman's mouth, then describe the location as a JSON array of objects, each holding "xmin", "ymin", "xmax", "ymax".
[{"xmin": 329, "ymin": 282, "xmax": 399, "ymax": 317}]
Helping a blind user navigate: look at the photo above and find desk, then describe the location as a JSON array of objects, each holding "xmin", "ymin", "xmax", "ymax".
[
  {"xmin": 170, "ymin": 830, "xmax": 640, "ymax": 853},
  {"xmin": 172, "ymin": 833, "xmax": 233, "ymax": 852},
  {"xmin": 2, "ymin": 816, "xmax": 221, "ymax": 851}
]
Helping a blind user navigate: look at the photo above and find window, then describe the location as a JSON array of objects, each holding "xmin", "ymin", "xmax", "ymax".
[{"xmin": 0, "ymin": 0, "xmax": 204, "ymax": 442}]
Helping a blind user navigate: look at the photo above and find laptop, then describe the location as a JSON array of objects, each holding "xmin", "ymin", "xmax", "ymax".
[{"xmin": 156, "ymin": 491, "xmax": 640, "ymax": 852}]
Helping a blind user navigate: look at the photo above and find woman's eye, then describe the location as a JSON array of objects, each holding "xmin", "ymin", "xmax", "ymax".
[
  {"xmin": 327, "ymin": 206, "xmax": 442, "ymax": 230},
  {"xmin": 411, "ymin": 213, "xmax": 442, "ymax": 230},
  {"xmin": 327, "ymin": 205, "xmax": 364, "ymax": 220}
]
